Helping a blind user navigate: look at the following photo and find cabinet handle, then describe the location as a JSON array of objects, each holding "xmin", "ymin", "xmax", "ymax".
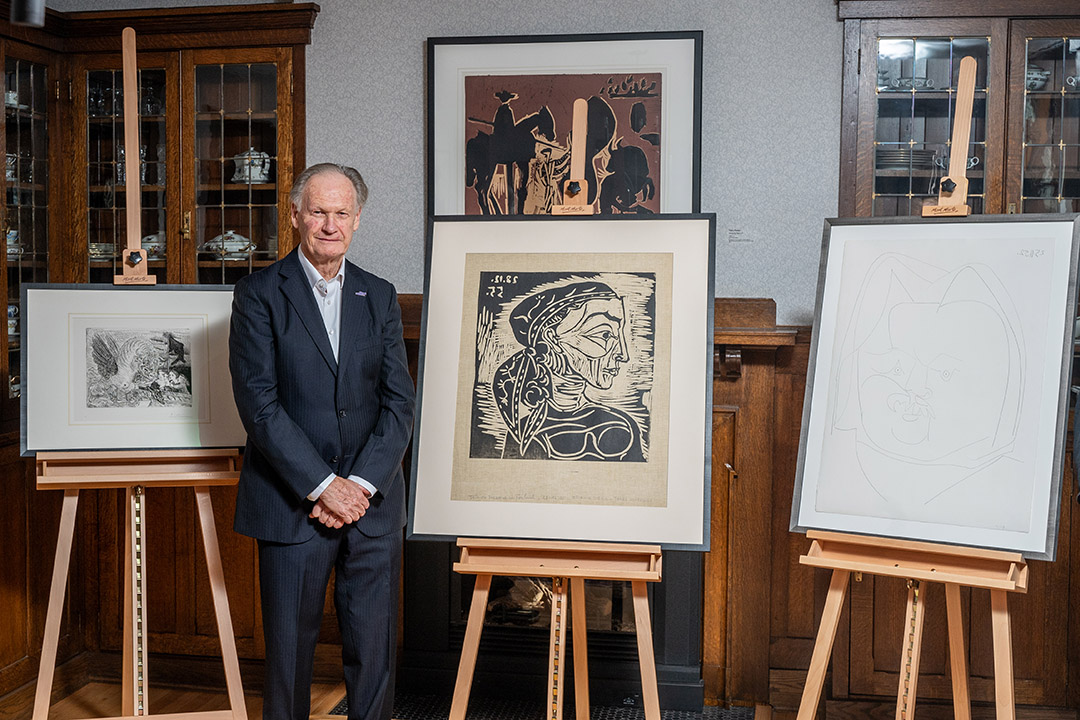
[{"xmin": 181, "ymin": 211, "xmax": 191, "ymax": 242}]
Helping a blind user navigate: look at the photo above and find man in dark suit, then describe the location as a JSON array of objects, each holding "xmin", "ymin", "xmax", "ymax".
[{"xmin": 229, "ymin": 163, "xmax": 415, "ymax": 720}]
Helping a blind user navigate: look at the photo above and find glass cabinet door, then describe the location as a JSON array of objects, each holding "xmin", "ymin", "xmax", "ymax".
[
  {"xmin": 85, "ymin": 65, "xmax": 171, "ymax": 284},
  {"xmin": 1007, "ymin": 21, "xmax": 1080, "ymax": 214},
  {"xmin": 870, "ymin": 35, "xmax": 991, "ymax": 216},
  {"xmin": 5, "ymin": 53, "xmax": 48, "ymax": 403},
  {"xmin": 185, "ymin": 48, "xmax": 292, "ymax": 285}
]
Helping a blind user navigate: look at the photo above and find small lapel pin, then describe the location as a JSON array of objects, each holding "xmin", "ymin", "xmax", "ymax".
[{"xmin": 355, "ymin": 290, "xmax": 367, "ymax": 297}]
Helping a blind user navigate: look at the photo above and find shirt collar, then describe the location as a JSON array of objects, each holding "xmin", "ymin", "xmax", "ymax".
[{"xmin": 297, "ymin": 247, "xmax": 345, "ymax": 291}]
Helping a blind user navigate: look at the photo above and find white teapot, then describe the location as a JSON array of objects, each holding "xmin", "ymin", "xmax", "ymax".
[
  {"xmin": 231, "ymin": 147, "xmax": 271, "ymax": 183},
  {"xmin": 199, "ymin": 230, "xmax": 255, "ymax": 258},
  {"xmin": 141, "ymin": 231, "xmax": 165, "ymax": 259}
]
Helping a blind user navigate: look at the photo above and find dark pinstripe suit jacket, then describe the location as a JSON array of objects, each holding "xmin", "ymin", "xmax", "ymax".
[{"xmin": 229, "ymin": 249, "xmax": 415, "ymax": 544}]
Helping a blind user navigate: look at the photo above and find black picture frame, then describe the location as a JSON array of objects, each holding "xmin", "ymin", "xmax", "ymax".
[
  {"xmin": 790, "ymin": 215, "xmax": 1080, "ymax": 561},
  {"xmin": 407, "ymin": 214, "xmax": 715, "ymax": 550},
  {"xmin": 427, "ymin": 31, "xmax": 703, "ymax": 218}
]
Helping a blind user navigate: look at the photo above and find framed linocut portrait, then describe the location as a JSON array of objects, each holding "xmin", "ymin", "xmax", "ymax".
[
  {"xmin": 792, "ymin": 217, "xmax": 1080, "ymax": 560},
  {"xmin": 409, "ymin": 215, "xmax": 715, "ymax": 548},
  {"xmin": 428, "ymin": 32, "xmax": 702, "ymax": 217},
  {"xmin": 21, "ymin": 284, "xmax": 245, "ymax": 455}
]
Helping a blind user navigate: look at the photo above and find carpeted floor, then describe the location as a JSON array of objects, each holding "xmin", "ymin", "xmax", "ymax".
[{"xmin": 330, "ymin": 693, "xmax": 755, "ymax": 720}]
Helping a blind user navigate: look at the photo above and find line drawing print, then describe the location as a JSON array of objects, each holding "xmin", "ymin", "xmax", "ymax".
[
  {"xmin": 469, "ymin": 272, "xmax": 655, "ymax": 462},
  {"xmin": 86, "ymin": 327, "xmax": 192, "ymax": 409},
  {"xmin": 826, "ymin": 253, "xmax": 1025, "ymax": 515}
]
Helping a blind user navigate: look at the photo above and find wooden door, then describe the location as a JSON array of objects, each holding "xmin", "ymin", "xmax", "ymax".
[
  {"xmin": 849, "ymin": 18, "xmax": 1008, "ymax": 218},
  {"xmin": 69, "ymin": 50, "xmax": 180, "ymax": 285},
  {"xmin": 1004, "ymin": 19, "xmax": 1080, "ymax": 217},
  {"xmin": 180, "ymin": 46, "xmax": 293, "ymax": 286}
]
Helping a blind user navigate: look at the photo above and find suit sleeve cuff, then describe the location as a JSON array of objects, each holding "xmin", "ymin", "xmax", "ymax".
[
  {"xmin": 307, "ymin": 473, "xmax": 336, "ymax": 501},
  {"xmin": 348, "ymin": 475, "xmax": 378, "ymax": 497}
]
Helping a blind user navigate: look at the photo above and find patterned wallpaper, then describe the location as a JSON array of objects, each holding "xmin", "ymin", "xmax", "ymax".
[{"xmin": 51, "ymin": 0, "xmax": 843, "ymax": 325}]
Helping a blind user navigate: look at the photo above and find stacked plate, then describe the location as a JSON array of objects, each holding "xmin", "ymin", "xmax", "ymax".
[
  {"xmin": 876, "ymin": 148, "xmax": 935, "ymax": 170},
  {"xmin": 89, "ymin": 242, "xmax": 116, "ymax": 259}
]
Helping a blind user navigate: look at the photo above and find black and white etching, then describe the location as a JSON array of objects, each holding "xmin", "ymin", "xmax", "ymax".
[
  {"xmin": 822, "ymin": 252, "xmax": 1029, "ymax": 527},
  {"xmin": 469, "ymin": 272, "xmax": 655, "ymax": 462},
  {"xmin": 85, "ymin": 327, "xmax": 192, "ymax": 409}
]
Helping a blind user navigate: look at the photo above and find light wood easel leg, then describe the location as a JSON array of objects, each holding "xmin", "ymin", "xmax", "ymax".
[
  {"xmin": 896, "ymin": 581, "xmax": 926, "ymax": 720},
  {"xmin": 945, "ymin": 583, "xmax": 971, "ymax": 720},
  {"xmin": 31, "ymin": 489, "xmax": 79, "ymax": 720},
  {"xmin": 194, "ymin": 488, "xmax": 247, "ymax": 720},
  {"xmin": 631, "ymin": 581, "xmax": 660, "ymax": 720},
  {"xmin": 449, "ymin": 574, "xmax": 492, "ymax": 720},
  {"xmin": 570, "ymin": 578, "xmax": 590, "ymax": 720},
  {"xmin": 122, "ymin": 486, "xmax": 149, "ymax": 716},
  {"xmin": 549, "ymin": 578, "xmax": 570, "ymax": 720},
  {"xmin": 990, "ymin": 590, "xmax": 1016, "ymax": 720},
  {"xmin": 796, "ymin": 569, "xmax": 850, "ymax": 720}
]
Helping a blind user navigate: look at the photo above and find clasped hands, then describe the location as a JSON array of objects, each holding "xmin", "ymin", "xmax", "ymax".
[{"xmin": 310, "ymin": 476, "xmax": 371, "ymax": 529}]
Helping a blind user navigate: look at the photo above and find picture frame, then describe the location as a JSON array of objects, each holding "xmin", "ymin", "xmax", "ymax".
[
  {"xmin": 427, "ymin": 31, "xmax": 702, "ymax": 217},
  {"xmin": 21, "ymin": 284, "xmax": 245, "ymax": 455},
  {"xmin": 791, "ymin": 216, "xmax": 1080, "ymax": 560},
  {"xmin": 408, "ymin": 215, "xmax": 715, "ymax": 549}
]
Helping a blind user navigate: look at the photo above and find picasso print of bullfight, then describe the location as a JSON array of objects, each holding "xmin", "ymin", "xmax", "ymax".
[{"xmin": 464, "ymin": 73, "xmax": 662, "ymax": 215}]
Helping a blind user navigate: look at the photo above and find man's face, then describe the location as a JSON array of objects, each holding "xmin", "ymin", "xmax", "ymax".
[
  {"xmin": 856, "ymin": 300, "xmax": 1010, "ymax": 462},
  {"xmin": 550, "ymin": 297, "xmax": 629, "ymax": 389},
  {"xmin": 291, "ymin": 172, "xmax": 361, "ymax": 272}
]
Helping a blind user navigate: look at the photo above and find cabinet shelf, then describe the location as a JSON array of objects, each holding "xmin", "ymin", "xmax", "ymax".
[
  {"xmin": 88, "ymin": 184, "xmax": 166, "ymax": 193},
  {"xmin": 196, "ymin": 259, "xmax": 274, "ymax": 268},
  {"xmin": 195, "ymin": 111, "xmax": 277, "ymax": 121},
  {"xmin": 87, "ymin": 114, "xmax": 166, "ymax": 123},
  {"xmin": 88, "ymin": 259, "xmax": 167, "ymax": 266},
  {"xmin": 197, "ymin": 183, "xmax": 276, "ymax": 191},
  {"xmin": 877, "ymin": 90, "xmax": 987, "ymax": 99},
  {"xmin": 6, "ymin": 108, "xmax": 44, "ymax": 120},
  {"xmin": 1024, "ymin": 90, "xmax": 1080, "ymax": 97},
  {"xmin": 875, "ymin": 168, "xmax": 986, "ymax": 178}
]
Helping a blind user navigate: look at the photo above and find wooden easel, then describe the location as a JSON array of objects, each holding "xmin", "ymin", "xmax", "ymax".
[
  {"xmin": 114, "ymin": 27, "xmax": 155, "ymax": 285},
  {"xmin": 922, "ymin": 56, "xmax": 977, "ymax": 217},
  {"xmin": 551, "ymin": 98, "xmax": 594, "ymax": 216},
  {"xmin": 33, "ymin": 26, "xmax": 245, "ymax": 720},
  {"xmin": 794, "ymin": 531, "xmax": 1028, "ymax": 720},
  {"xmin": 32, "ymin": 450, "xmax": 247, "ymax": 720},
  {"xmin": 449, "ymin": 539, "xmax": 663, "ymax": 720}
]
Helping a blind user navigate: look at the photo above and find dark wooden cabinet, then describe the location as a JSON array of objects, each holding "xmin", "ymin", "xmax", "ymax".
[
  {"xmin": 839, "ymin": 4, "xmax": 1080, "ymax": 221},
  {"xmin": 69, "ymin": 45, "xmax": 297, "ymax": 287},
  {"xmin": 0, "ymin": 2, "xmax": 317, "ymax": 704}
]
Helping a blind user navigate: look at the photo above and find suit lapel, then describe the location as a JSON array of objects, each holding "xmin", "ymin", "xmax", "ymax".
[
  {"xmin": 279, "ymin": 251, "xmax": 338, "ymax": 374},
  {"xmin": 339, "ymin": 260, "xmax": 374, "ymax": 368}
]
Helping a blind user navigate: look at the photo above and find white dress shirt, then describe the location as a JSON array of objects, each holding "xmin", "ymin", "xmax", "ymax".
[{"xmin": 297, "ymin": 248, "xmax": 379, "ymax": 502}]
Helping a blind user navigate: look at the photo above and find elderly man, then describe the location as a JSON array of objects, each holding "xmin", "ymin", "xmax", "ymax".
[{"xmin": 229, "ymin": 163, "xmax": 414, "ymax": 720}]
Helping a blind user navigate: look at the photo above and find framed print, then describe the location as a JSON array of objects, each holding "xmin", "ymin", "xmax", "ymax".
[
  {"xmin": 409, "ymin": 215, "xmax": 714, "ymax": 549},
  {"xmin": 428, "ymin": 31, "xmax": 702, "ymax": 217},
  {"xmin": 21, "ymin": 284, "xmax": 245, "ymax": 455},
  {"xmin": 791, "ymin": 216, "xmax": 1080, "ymax": 560}
]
